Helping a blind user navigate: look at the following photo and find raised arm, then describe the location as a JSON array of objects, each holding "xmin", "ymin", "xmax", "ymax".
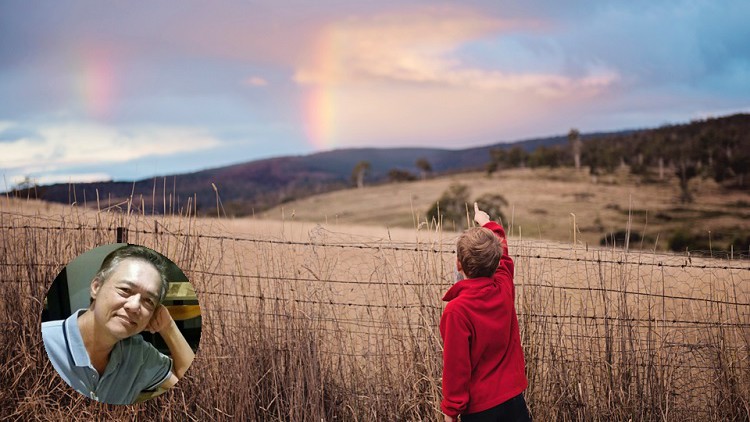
[
  {"xmin": 147, "ymin": 305, "xmax": 195, "ymax": 388},
  {"xmin": 473, "ymin": 202, "xmax": 513, "ymax": 278}
]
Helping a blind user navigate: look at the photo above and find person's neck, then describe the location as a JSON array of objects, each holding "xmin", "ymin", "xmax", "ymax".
[{"xmin": 77, "ymin": 310, "xmax": 117, "ymax": 374}]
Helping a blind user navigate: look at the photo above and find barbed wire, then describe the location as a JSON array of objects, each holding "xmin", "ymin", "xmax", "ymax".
[
  {"xmin": 4, "ymin": 221, "xmax": 748, "ymax": 329},
  {"xmin": 520, "ymin": 312, "xmax": 750, "ymax": 327},
  {"xmin": 3, "ymin": 211, "xmax": 748, "ymax": 417},
  {"xmin": 2, "ymin": 224, "xmax": 750, "ymax": 271},
  {"xmin": 193, "ymin": 289, "xmax": 749, "ymax": 327},
  {"xmin": 2, "ymin": 261, "xmax": 749, "ymax": 306},
  {"xmin": 521, "ymin": 283, "xmax": 750, "ymax": 307},
  {"xmin": 189, "ymin": 345, "xmax": 744, "ymax": 373},
  {"xmin": 185, "ymin": 268, "xmax": 750, "ymax": 306},
  {"xmin": 206, "ymin": 307, "xmax": 429, "ymax": 330},
  {"xmin": 6, "ymin": 261, "xmax": 741, "ymax": 308},
  {"xmin": 195, "ymin": 289, "xmax": 433, "ymax": 309},
  {"xmin": 197, "ymin": 310, "xmax": 748, "ymax": 341}
]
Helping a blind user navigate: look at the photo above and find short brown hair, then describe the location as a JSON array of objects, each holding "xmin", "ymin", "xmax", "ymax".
[
  {"xmin": 456, "ymin": 227, "xmax": 501, "ymax": 278},
  {"xmin": 93, "ymin": 245, "xmax": 170, "ymax": 303}
]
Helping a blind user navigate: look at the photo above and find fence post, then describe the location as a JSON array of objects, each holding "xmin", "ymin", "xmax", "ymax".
[{"xmin": 116, "ymin": 227, "xmax": 128, "ymax": 243}]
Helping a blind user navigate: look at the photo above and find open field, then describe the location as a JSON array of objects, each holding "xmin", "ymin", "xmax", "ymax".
[
  {"xmin": 259, "ymin": 167, "xmax": 750, "ymax": 254},
  {"xmin": 1, "ymin": 197, "xmax": 749, "ymax": 421}
]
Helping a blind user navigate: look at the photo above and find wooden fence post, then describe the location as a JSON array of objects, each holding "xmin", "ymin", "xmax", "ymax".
[{"xmin": 116, "ymin": 227, "xmax": 128, "ymax": 243}]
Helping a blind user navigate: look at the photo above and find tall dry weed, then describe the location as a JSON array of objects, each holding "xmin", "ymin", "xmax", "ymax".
[{"xmin": 0, "ymin": 198, "xmax": 748, "ymax": 421}]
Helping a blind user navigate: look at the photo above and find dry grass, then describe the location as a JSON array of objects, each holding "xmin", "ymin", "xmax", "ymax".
[
  {"xmin": 259, "ymin": 168, "xmax": 750, "ymax": 251},
  {"xmin": 1, "ymin": 195, "xmax": 749, "ymax": 421}
]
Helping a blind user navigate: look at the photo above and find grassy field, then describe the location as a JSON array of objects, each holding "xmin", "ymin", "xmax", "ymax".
[
  {"xmin": 1, "ymin": 194, "xmax": 749, "ymax": 421},
  {"xmin": 259, "ymin": 167, "xmax": 750, "ymax": 254}
]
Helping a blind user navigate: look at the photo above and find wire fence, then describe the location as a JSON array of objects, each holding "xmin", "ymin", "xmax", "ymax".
[{"xmin": 1, "ymin": 208, "xmax": 749, "ymax": 421}]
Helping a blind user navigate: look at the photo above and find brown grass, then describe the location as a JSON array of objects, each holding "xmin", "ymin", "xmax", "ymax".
[
  {"xmin": 258, "ymin": 167, "xmax": 750, "ymax": 252},
  {"xmin": 1, "ymin": 196, "xmax": 748, "ymax": 421}
]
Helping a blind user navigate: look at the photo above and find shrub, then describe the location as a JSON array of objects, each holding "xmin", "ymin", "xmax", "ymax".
[
  {"xmin": 668, "ymin": 228, "xmax": 711, "ymax": 253},
  {"xmin": 599, "ymin": 230, "xmax": 653, "ymax": 248},
  {"xmin": 474, "ymin": 193, "xmax": 508, "ymax": 226},
  {"xmin": 388, "ymin": 169, "xmax": 418, "ymax": 183},
  {"xmin": 426, "ymin": 184, "xmax": 471, "ymax": 230},
  {"xmin": 426, "ymin": 187, "xmax": 509, "ymax": 231}
]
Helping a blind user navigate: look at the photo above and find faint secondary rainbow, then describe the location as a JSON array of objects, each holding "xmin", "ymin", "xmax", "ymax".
[
  {"xmin": 74, "ymin": 47, "xmax": 116, "ymax": 119},
  {"xmin": 303, "ymin": 25, "xmax": 347, "ymax": 150}
]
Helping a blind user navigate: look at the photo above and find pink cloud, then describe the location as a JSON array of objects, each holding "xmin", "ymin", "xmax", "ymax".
[{"xmin": 293, "ymin": 6, "xmax": 617, "ymax": 97}]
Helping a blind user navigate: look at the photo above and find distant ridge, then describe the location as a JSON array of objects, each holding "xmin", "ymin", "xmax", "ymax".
[
  {"xmin": 12, "ymin": 113, "xmax": 748, "ymax": 216},
  {"xmin": 8, "ymin": 130, "xmax": 617, "ymax": 215}
]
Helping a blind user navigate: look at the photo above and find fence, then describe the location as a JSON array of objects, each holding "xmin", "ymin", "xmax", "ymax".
[{"xmin": 1, "ymin": 206, "xmax": 748, "ymax": 421}]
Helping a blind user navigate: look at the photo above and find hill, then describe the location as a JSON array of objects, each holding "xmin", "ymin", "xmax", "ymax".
[
  {"xmin": 258, "ymin": 167, "xmax": 750, "ymax": 254},
  {"xmin": 4, "ymin": 131, "xmax": 618, "ymax": 215},
  {"xmin": 7, "ymin": 113, "xmax": 749, "ymax": 216}
]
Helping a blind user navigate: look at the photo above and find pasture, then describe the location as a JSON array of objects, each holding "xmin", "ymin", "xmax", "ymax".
[
  {"xmin": 0, "ymin": 196, "xmax": 748, "ymax": 421},
  {"xmin": 260, "ymin": 168, "xmax": 750, "ymax": 255}
]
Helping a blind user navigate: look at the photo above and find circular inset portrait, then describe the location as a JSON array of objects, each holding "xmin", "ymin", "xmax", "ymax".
[{"xmin": 41, "ymin": 243, "xmax": 201, "ymax": 405}]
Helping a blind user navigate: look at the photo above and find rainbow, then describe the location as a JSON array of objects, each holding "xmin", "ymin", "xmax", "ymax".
[
  {"xmin": 303, "ymin": 25, "xmax": 346, "ymax": 150},
  {"xmin": 305, "ymin": 85, "xmax": 339, "ymax": 150},
  {"xmin": 75, "ymin": 47, "xmax": 116, "ymax": 119}
]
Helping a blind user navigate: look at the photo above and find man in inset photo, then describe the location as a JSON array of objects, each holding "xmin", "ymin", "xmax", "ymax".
[{"xmin": 42, "ymin": 245, "xmax": 196, "ymax": 404}]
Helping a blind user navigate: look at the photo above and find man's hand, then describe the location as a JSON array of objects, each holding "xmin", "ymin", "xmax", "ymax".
[
  {"xmin": 148, "ymin": 304, "xmax": 196, "ymax": 381},
  {"xmin": 444, "ymin": 414, "xmax": 455, "ymax": 422},
  {"xmin": 146, "ymin": 305, "xmax": 174, "ymax": 334},
  {"xmin": 474, "ymin": 202, "xmax": 490, "ymax": 226}
]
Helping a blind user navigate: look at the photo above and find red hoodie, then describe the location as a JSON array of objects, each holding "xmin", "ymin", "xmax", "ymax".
[{"xmin": 440, "ymin": 221, "xmax": 528, "ymax": 417}]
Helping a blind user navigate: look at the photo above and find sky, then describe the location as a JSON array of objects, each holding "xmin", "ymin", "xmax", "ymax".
[{"xmin": 1, "ymin": 0, "xmax": 749, "ymax": 187}]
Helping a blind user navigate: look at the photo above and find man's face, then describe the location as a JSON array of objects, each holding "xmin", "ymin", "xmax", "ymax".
[{"xmin": 90, "ymin": 258, "xmax": 162, "ymax": 341}]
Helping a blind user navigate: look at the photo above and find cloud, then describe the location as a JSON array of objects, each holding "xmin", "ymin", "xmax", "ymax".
[
  {"xmin": 3, "ymin": 0, "xmax": 746, "ymax": 167},
  {"xmin": 0, "ymin": 122, "xmax": 221, "ymax": 175},
  {"xmin": 327, "ymin": 83, "xmax": 568, "ymax": 147},
  {"xmin": 294, "ymin": 7, "xmax": 618, "ymax": 97},
  {"xmin": 0, "ymin": 121, "xmax": 45, "ymax": 143}
]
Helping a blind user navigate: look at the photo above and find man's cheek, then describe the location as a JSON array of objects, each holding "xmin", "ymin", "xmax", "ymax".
[{"xmin": 138, "ymin": 315, "xmax": 152, "ymax": 330}]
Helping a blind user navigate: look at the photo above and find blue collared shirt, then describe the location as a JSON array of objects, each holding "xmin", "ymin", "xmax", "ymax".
[{"xmin": 42, "ymin": 309, "xmax": 173, "ymax": 404}]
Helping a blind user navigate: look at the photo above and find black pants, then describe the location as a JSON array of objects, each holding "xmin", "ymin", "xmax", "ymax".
[{"xmin": 461, "ymin": 394, "xmax": 531, "ymax": 422}]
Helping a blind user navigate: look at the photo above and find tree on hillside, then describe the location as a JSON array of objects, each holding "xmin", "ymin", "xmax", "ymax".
[
  {"xmin": 426, "ymin": 183, "xmax": 471, "ymax": 230},
  {"xmin": 12, "ymin": 176, "xmax": 35, "ymax": 192},
  {"xmin": 654, "ymin": 133, "xmax": 669, "ymax": 181},
  {"xmin": 568, "ymin": 128, "xmax": 582, "ymax": 171},
  {"xmin": 710, "ymin": 128, "xmax": 750, "ymax": 189},
  {"xmin": 729, "ymin": 150, "xmax": 750, "ymax": 188},
  {"xmin": 696, "ymin": 128, "xmax": 717, "ymax": 169},
  {"xmin": 10, "ymin": 176, "xmax": 42, "ymax": 199},
  {"xmin": 415, "ymin": 158, "xmax": 433, "ymax": 180},
  {"xmin": 582, "ymin": 139, "xmax": 618, "ymax": 181},
  {"xmin": 722, "ymin": 150, "xmax": 750, "ymax": 189},
  {"xmin": 676, "ymin": 159, "xmax": 698, "ymax": 204},
  {"xmin": 351, "ymin": 161, "xmax": 371, "ymax": 189},
  {"xmin": 628, "ymin": 133, "xmax": 651, "ymax": 176},
  {"xmin": 528, "ymin": 145, "xmax": 564, "ymax": 168},
  {"xmin": 507, "ymin": 146, "xmax": 528, "ymax": 168},
  {"xmin": 388, "ymin": 168, "xmax": 417, "ymax": 183},
  {"xmin": 486, "ymin": 148, "xmax": 507, "ymax": 175}
]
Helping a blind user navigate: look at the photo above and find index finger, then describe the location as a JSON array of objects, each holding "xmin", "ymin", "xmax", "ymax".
[{"xmin": 474, "ymin": 202, "xmax": 479, "ymax": 213}]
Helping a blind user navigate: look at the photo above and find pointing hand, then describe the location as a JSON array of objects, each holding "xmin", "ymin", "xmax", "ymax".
[{"xmin": 474, "ymin": 202, "xmax": 490, "ymax": 226}]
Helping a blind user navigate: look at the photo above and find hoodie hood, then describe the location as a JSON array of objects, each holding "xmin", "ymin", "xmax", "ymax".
[{"xmin": 442, "ymin": 276, "xmax": 495, "ymax": 302}]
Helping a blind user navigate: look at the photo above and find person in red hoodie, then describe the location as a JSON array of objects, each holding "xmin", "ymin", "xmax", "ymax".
[{"xmin": 440, "ymin": 203, "xmax": 530, "ymax": 421}]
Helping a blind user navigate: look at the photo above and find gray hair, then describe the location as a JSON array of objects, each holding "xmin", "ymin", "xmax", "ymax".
[{"xmin": 93, "ymin": 245, "xmax": 170, "ymax": 303}]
